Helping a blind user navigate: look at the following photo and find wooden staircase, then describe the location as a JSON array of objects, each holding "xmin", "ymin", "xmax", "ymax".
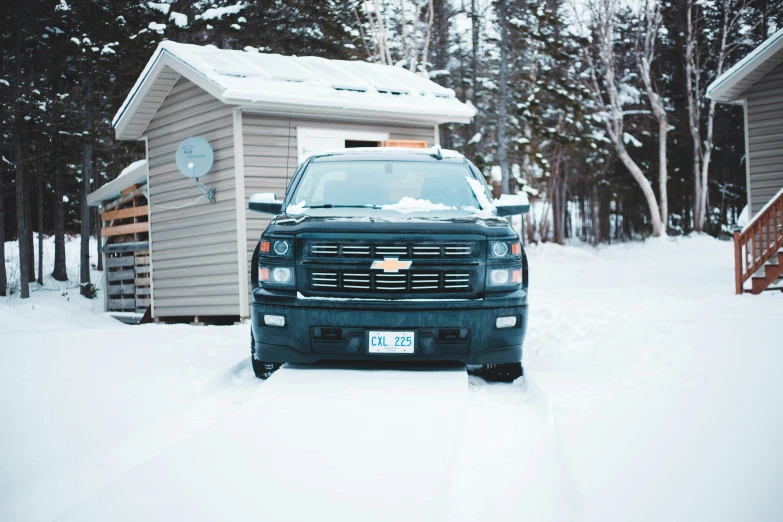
[{"xmin": 734, "ymin": 189, "xmax": 783, "ymax": 294}]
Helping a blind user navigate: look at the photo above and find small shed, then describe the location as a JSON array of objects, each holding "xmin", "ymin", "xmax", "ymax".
[{"xmin": 110, "ymin": 42, "xmax": 475, "ymax": 322}]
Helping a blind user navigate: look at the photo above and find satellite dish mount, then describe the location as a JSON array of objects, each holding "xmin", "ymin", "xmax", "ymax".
[{"xmin": 175, "ymin": 137, "xmax": 216, "ymax": 203}]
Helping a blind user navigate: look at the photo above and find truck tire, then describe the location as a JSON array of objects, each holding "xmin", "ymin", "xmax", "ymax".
[
  {"xmin": 471, "ymin": 362, "xmax": 523, "ymax": 383},
  {"xmin": 250, "ymin": 330, "xmax": 281, "ymax": 379}
]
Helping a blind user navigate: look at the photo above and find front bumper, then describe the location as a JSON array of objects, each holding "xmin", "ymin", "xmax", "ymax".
[{"xmin": 251, "ymin": 298, "xmax": 527, "ymax": 365}]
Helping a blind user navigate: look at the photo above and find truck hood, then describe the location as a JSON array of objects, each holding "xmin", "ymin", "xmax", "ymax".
[{"xmin": 267, "ymin": 208, "xmax": 514, "ymax": 237}]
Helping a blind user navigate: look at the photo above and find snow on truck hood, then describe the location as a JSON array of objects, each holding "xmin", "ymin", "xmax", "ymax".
[{"xmin": 270, "ymin": 209, "xmax": 513, "ymax": 233}]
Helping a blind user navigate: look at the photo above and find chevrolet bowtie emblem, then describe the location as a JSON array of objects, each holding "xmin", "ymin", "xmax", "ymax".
[{"xmin": 371, "ymin": 257, "xmax": 412, "ymax": 273}]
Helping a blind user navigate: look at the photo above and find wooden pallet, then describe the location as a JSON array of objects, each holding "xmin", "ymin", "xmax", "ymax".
[{"xmin": 101, "ymin": 183, "xmax": 151, "ymax": 313}]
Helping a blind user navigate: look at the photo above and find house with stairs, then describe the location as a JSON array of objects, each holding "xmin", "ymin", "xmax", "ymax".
[{"xmin": 708, "ymin": 28, "xmax": 783, "ymax": 294}]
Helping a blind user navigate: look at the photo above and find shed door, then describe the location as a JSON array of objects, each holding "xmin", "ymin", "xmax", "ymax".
[{"xmin": 297, "ymin": 128, "xmax": 389, "ymax": 164}]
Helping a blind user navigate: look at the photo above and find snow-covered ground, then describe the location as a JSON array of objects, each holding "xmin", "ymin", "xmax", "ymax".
[{"xmin": 2, "ymin": 234, "xmax": 782, "ymax": 521}]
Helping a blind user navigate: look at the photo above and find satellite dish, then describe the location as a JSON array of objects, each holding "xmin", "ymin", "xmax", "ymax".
[{"xmin": 176, "ymin": 137, "xmax": 214, "ymax": 179}]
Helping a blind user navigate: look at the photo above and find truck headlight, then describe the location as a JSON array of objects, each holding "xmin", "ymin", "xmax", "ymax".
[
  {"xmin": 273, "ymin": 240, "xmax": 290, "ymax": 255},
  {"xmin": 490, "ymin": 241, "xmax": 521, "ymax": 257},
  {"xmin": 259, "ymin": 266, "xmax": 295, "ymax": 288},
  {"xmin": 260, "ymin": 238, "xmax": 293, "ymax": 257},
  {"xmin": 272, "ymin": 267, "xmax": 293, "ymax": 284},
  {"xmin": 487, "ymin": 268, "xmax": 523, "ymax": 287},
  {"xmin": 489, "ymin": 268, "xmax": 510, "ymax": 286}
]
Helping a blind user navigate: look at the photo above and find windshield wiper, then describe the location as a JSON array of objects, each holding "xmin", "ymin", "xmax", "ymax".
[{"xmin": 305, "ymin": 204, "xmax": 382, "ymax": 209}]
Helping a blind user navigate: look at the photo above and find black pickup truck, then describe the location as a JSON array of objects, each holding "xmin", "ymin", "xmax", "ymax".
[{"xmin": 248, "ymin": 147, "xmax": 529, "ymax": 382}]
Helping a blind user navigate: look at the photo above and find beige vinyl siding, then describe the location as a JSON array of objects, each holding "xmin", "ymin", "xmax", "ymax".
[
  {"xmin": 745, "ymin": 58, "xmax": 783, "ymax": 215},
  {"xmin": 146, "ymin": 78, "xmax": 240, "ymax": 317},
  {"xmin": 241, "ymin": 113, "xmax": 435, "ymax": 284}
]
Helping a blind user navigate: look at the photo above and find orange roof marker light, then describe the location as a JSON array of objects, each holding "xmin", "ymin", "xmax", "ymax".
[{"xmin": 382, "ymin": 140, "xmax": 428, "ymax": 149}]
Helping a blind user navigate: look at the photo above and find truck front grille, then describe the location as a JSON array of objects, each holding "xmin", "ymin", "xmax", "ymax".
[
  {"xmin": 309, "ymin": 241, "xmax": 475, "ymax": 258},
  {"xmin": 307, "ymin": 269, "xmax": 473, "ymax": 293}
]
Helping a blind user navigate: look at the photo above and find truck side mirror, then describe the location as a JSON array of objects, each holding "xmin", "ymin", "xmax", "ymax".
[
  {"xmin": 249, "ymin": 193, "xmax": 283, "ymax": 214},
  {"xmin": 495, "ymin": 194, "xmax": 530, "ymax": 216}
]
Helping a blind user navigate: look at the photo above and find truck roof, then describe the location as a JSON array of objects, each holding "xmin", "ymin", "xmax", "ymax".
[{"xmin": 310, "ymin": 146, "xmax": 467, "ymax": 163}]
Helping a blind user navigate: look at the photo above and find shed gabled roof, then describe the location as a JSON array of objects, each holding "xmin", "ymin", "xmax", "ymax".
[
  {"xmin": 113, "ymin": 42, "xmax": 476, "ymax": 140},
  {"xmin": 707, "ymin": 27, "xmax": 783, "ymax": 103}
]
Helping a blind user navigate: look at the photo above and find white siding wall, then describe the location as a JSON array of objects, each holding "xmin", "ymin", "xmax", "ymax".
[
  {"xmin": 146, "ymin": 78, "xmax": 239, "ymax": 317},
  {"xmin": 241, "ymin": 113, "xmax": 435, "ymax": 295},
  {"xmin": 745, "ymin": 59, "xmax": 783, "ymax": 215}
]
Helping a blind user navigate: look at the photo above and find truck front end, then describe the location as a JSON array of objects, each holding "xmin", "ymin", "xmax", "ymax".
[{"xmin": 249, "ymin": 149, "xmax": 529, "ymax": 382}]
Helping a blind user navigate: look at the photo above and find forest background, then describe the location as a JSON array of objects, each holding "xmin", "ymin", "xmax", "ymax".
[{"xmin": 1, "ymin": 0, "xmax": 782, "ymax": 297}]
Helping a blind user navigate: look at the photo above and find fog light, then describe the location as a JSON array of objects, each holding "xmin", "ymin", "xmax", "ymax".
[
  {"xmin": 496, "ymin": 316, "xmax": 517, "ymax": 328},
  {"xmin": 264, "ymin": 314, "xmax": 285, "ymax": 327},
  {"xmin": 489, "ymin": 269, "xmax": 509, "ymax": 286},
  {"xmin": 271, "ymin": 267, "xmax": 293, "ymax": 284}
]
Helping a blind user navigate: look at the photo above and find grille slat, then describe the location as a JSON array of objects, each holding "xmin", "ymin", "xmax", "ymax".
[
  {"xmin": 307, "ymin": 269, "xmax": 471, "ymax": 294},
  {"xmin": 310, "ymin": 241, "xmax": 473, "ymax": 258}
]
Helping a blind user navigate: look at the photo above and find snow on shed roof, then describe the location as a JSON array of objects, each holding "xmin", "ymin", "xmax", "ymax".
[
  {"xmin": 707, "ymin": 27, "xmax": 783, "ymax": 103},
  {"xmin": 87, "ymin": 160, "xmax": 148, "ymax": 207},
  {"xmin": 113, "ymin": 42, "xmax": 476, "ymax": 140}
]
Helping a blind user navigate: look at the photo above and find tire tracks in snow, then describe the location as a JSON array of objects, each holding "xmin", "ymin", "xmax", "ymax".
[{"xmin": 446, "ymin": 374, "xmax": 580, "ymax": 522}]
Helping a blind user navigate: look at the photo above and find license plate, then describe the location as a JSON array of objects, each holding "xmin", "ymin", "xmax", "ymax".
[{"xmin": 368, "ymin": 331, "xmax": 415, "ymax": 354}]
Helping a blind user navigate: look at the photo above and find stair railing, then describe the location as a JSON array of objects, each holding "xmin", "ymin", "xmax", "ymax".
[{"xmin": 734, "ymin": 188, "xmax": 783, "ymax": 294}]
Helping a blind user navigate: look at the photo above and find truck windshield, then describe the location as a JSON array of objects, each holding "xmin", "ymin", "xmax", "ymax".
[{"xmin": 289, "ymin": 161, "xmax": 482, "ymax": 210}]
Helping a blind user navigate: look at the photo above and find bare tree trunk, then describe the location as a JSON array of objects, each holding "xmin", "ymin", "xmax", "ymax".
[
  {"xmin": 80, "ymin": 76, "xmax": 93, "ymax": 298},
  {"xmin": 496, "ymin": 0, "xmax": 510, "ymax": 195},
  {"xmin": 685, "ymin": 0, "xmax": 704, "ymax": 231},
  {"xmin": 37, "ymin": 172, "xmax": 43, "ymax": 285},
  {"xmin": 52, "ymin": 133, "xmax": 67, "ymax": 281},
  {"xmin": 657, "ymin": 118, "xmax": 668, "ymax": 229},
  {"xmin": 95, "ymin": 209, "xmax": 102, "ymax": 271},
  {"xmin": 400, "ymin": 0, "xmax": 409, "ymax": 67},
  {"xmin": 92, "ymin": 155, "xmax": 103, "ymax": 272},
  {"xmin": 15, "ymin": 129, "xmax": 29, "ymax": 299},
  {"xmin": 0, "ymin": 168, "xmax": 6, "ymax": 296},
  {"xmin": 50, "ymin": 47, "xmax": 67, "ymax": 282},
  {"xmin": 637, "ymin": 0, "xmax": 668, "ymax": 231},
  {"xmin": 431, "ymin": 0, "xmax": 452, "ymax": 147},
  {"xmin": 15, "ymin": 5, "xmax": 30, "ymax": 299},
  {"xmin": 615, "ymin": 146, "xmax": 662, "ymax": 236},
  {"xmin": 551, "ymin": 149, "xmax": 567, "ymax": 244},
  {"xmin": 370, "ymin": 0, "xmax": 393, "ymax": 65},
  {"xmin": 26, "ymin": 188, "xmax": 35, "ymax": 283},
  {"xmin": 353, "ymin": 5, "xmax": 374, "ymax": 60},
  {"xmin": 469, "ymin": 0, "xmax": 480, "ymax": 157},
  {"xmin": 591, "ymin": 185, "xmax": 600, "ymax": 245},
  {"xmin": 418, "ymin": 0, "xmax": 435, "ymax": 76}
]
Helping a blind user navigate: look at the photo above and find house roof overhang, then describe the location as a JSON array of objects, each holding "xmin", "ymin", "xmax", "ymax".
[
  {"xmin": 113, "ymin": 42, "xmax": 477, "ymax": 141},
  {"xmin": 707, "ymin": 27, "xmax": 783, "ymax": 104}
]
